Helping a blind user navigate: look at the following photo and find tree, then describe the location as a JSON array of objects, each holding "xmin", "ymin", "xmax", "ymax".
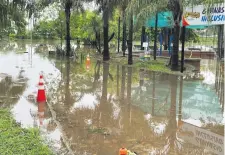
[
  {"xmin": 102, "ymin": 0, "xmax": 110, "ymax": 61},
  {"xmin": 96, "ymin": 0, "xmax": 120, "ymax": 61},
  {"xmin": 38, "ymin": 0, "xmax": 93, "ymax": 56},
  {"xmin": 120, "ymin": 0, "xmax": 130, "ymax": 57},
  {"xmin": 127, "ymin": 11, "xmax": 133, "ymax": 65},
  {"xmin": 64, "ymin": 0, "xmax": 93, "ymax": 56},
  {"xmin": 126, "ymin": 0, "xmax": 221, "ymax": 70},
  {"xmin": 0, "ymin": 0, "xmax": 27, "ymax": 38}
]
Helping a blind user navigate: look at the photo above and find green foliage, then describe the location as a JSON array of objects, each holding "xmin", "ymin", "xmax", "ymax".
[
  {"xmin": 9, "ymin": 33, "xmax": 16, "ymax": 39},
  {"xmin": 0, "ymin": 0, "xmax": 27, "ymax": 38},
  {"xmin": 0, "ymin": 109, "xmax": 53, "ymax": 155},
  {"xmin": 33, "ymin": 20, "xmax": 59, "ymax": 39},
  {"xmin": 16, "ymin": 28, "xmax": 29, "ymax": 39},
  {"xmin": 109, "ymin": 9, "xmax": 121, "ymax": 42},
  {"xmin": 33, "ymin": 10, "xmax": 102, "ymax": 41},
  {"xmin": 70, "ymin": 11, "xmax": 101, "ymax": 41}
]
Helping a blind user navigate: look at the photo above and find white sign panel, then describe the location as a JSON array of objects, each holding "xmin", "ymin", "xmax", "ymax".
[
  {"xmin": 177, "ymin": 121, "xmax": 224, "ymax": 155},
  {"xmin": 183, "ymin": 4, "xmax": 225, "ymax": 26},
  {"xmin": 143, "ymin": 42, "xmax": 148, "ymax": 48}
]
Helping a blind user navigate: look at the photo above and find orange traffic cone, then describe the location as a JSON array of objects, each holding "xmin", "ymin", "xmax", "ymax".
[
  {"xmin": 119, "ymin": 147, "xmax": 128, "ymax": 155},
  {"xmin": 36, "ymin": 74, "xmax": 46, "ymax": 103},
  {"xmin": 38, "ymin": 102, "xmax": 45, "ymax": 126},
  {"xmin": 86, "ymin": 54, "xmax": 91, "ymax": 70}
]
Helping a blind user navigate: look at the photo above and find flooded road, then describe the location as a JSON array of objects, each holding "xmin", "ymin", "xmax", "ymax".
[{"xmin": 0, "ymin": 41, "xmax": 224, "ymax": 155}]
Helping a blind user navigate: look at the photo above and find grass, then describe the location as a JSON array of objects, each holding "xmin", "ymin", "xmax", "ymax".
[
  {"xmin": 134, "ymin": 59, "xmax": 171, "ymax": 73},
  {"xmin": 0, "ymin": 109, "xmax": 53, "ymax": 155},
  {"xmin": 107, "ymin": 54, "xmax": 173, "ymax": 74}
]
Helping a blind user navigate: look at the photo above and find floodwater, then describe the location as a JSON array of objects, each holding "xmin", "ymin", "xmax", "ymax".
[{"xmin": 0, "ymin": 41, "xmax": 224, "ymax": 155}]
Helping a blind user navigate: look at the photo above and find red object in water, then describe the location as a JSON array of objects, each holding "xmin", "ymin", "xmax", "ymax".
[
  {"xmin": 36, "ymin": 75, "xmax": 46, "ymax": 103},
  {"xmin": 86, "ymin": 55, "xmax": 91, "ymax": 70},
  {"xmin": 38, "ymin": 102, "xmax": 45, "ymax": 125},
  {"xmin": 119, "ymin": 147, "xmax": 127, "ymax": 155}
]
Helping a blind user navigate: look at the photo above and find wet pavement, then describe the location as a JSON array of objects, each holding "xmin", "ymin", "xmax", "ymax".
[{"xmin": 0, "ymin": 41, "xmax": 224, "ymax": 155}]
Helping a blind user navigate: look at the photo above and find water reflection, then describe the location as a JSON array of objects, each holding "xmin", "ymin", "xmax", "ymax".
[
  {"xmin": 0, "ymin": 41, "xmax": 224, "ymax": 155},
  {"xmin": 50, "ymin": 58, "xmax": 224, "ymax": 154},
  {"xmin": 215, "ymin": 60, "xmax": 224, "ymax": 113},
  {"xmin": 0, "ymin": 43, "xmax": 65, "ymax": 154}
]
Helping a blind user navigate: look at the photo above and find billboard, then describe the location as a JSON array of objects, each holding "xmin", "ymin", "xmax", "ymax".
[
  {"xmin": 177, "ymin": 121, "xmax": 224, "ymax": 155},
  {"xmin": 183, "ymin": 4, "xmax": 225, "ymax": 26}
]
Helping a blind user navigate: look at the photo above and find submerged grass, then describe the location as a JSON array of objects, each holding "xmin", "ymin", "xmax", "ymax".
[{"xmin": 0, "ymin": 109, "xmax": 53, "ymax": 155}]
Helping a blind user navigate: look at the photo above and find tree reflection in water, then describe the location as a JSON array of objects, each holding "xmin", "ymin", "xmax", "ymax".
[
  {"xmin": 165, "ymin": 74, "xmax": 179, "ymax": 154},
  {"xmin": 116, "ymin": 64, "xmax": 120, "ymax": 96},
  {"xmin": 47, "ymin": 58, "xmax": 224, "ymax": 154},
  {"xmin": 127, "ymin": 66, "xmax": 132, "ymax": 125},
  {"xmin": 120, "ymin": 65, "xmax": 126, "ymax": 101}
]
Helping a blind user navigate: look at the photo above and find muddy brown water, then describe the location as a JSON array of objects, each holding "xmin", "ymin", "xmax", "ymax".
[{"xmin": 0, "ymin": 41, "xmax": 224, "ymax": 155}]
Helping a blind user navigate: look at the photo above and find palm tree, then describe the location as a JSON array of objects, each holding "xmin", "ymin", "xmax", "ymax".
[
  {"xmin": 64, "ymin": 0, "xmax": 93, "ymax": 56},
  {"xmin": 38, "ymin": 0, "xmax": 92, "ymax": 56},
  {"xmin": 95, "ymin": 0, "xmax": 119, "ymax": 61},
  {"xmin": 127, "ymin": 11, "xmax": 133, "ymax": 65},
  {"xmin": 120, "ymin": 0, "xmax": 129, "ymax": 57},
  {"xmin": 64, "ymin": 0, "xmax": 72, "ymax": 56},
  {"xmin": 102, "ymin": 0, "xmax": 110, "ymax": 61},
  {"xmin": 126, "ymin": 0, "xmax": 179, "ymax": 69},
  {"xmin": 126, "ymin": 0, "xmax": 221, "ymax": 70}
]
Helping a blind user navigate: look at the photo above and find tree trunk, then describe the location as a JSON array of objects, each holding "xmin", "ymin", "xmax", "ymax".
[
  {"xmin": 99, "ymin": 31, "xmax": 101, "ymax": 53},
  {"xmin": 217, "ymin": 25, "xmax": 224, "ymax": 59},
  {"xmin": 128, "ymin": 13, "xmax": 133, "ymax": 65},
  {"xmin": 153, "ymin": 13, "xmax": 158, "ymax": 60},
  {"xmin": 122, "ymin": 9, "xmax": 127, "ymax": 57},
  {"xmin": 168, "ymin": 28, "xmax": 171, "ymax": 53},
  {"xmin": 181, "ymin": 26, "xmax": 186, "ymax": 73},
  {"xmin": 171, "ymin": 23, "xmax": 180, "ymax": 70},
  {"xmin": 103, "ymin": 2, "xmax": 109, "ymax": 61},
  {"xmin": 65, "ymin": 2, "xmax": 71, "ymax": 57},
  {"xmin": 117, "ymin": 17, "xmax": 120, "ymax": 53},
  {"xmin": 141, "ymin": 26, "xmax": 146, "ymax": 50},
  {"xmin": 164, "ymin": 28, "xmax": 168, "ymax": 50}
]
